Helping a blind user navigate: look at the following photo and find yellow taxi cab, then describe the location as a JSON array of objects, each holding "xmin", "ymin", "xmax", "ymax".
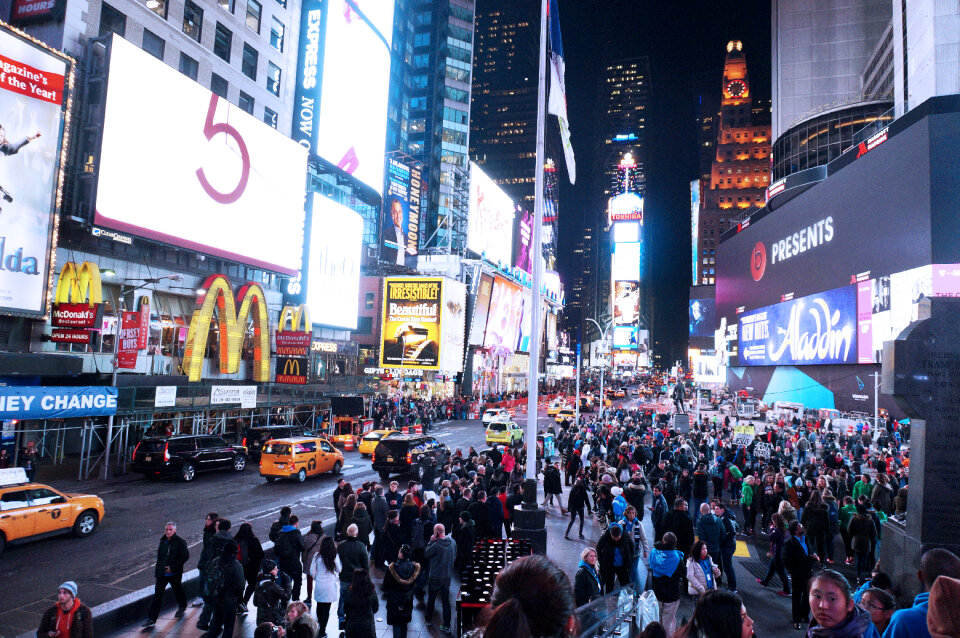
[
  {"xmin": 358, "ymin": 430, "xmax": 401, "ymax": 456},
  {"xmin": 556, "ymin": 408, "xmax": 576, "ymax": 423},
  {"xmin": 546, "ymin": 400, "xmax": 565, "ymax": 417},
  {"xmin": 485, "ymin": 421, "xmax": 524, "ymax": 446},
  {"xmin": 260, "ymin": 436, "xmax": 344, "ymax": 483},
  {"xmin": 615, "ymin": 388, "xmax": 627, "ymax": 398},
  {"xmin": 0, "ymin": 467, "xmax": 104, "ymax": 555}
]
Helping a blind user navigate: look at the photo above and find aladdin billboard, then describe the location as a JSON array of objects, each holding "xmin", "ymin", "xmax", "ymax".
[{"xmin": 0, "ymin": 21, "xmax": 72, "ymax": 317}]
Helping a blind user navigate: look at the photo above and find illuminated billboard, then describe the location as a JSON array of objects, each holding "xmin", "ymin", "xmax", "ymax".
[
  {"xmin": 380, "ymin": 277, "xmax": 441, "ymax": 370},
  {"xmin": 96, "ymin": 35, "xmax": 307, "ymax": 275},
  {"xmin": 513, "ymin": 208, "xmax": 534, "ymax": 273},
  {"xmin": 608, "ymin": 192, "xmax": 643, "ymax": 224},
  {"xmin": 0, "ymin": 22, "xmax": 72, "ymax": 317},
  {"xmin": 689, "ymin": 298, "xmax": 715, "ymax": 338},
  {"xmin": 468, "ymin": 273, "xmax": 494, "ymax": 346},
  {"xmin": 439, "ymin": 278, "xmax": 466, "ymax": 372},
  {"xmin": 612, "ymin": 242, "xmax": 641, "ymax": 280},
  {"xmin": 305, "ymin": 195, "xmax": 363, "ymax": 329},
  {"xmin": 613, "ymin": 281, "xmax": 640, "ymax": 326},
  {"xmin": 613, "ymin": 222, "xmax": 639, "ymax": 243},
  {"xmin": 613, "ymin": 325, "xmax": 638, "ymax": 349},
  {"xmin": 738, "ymin": 285, "xmax": 857, "ymax": 366},
  {"xmin": 468, "ymin": 163, "xmax": 515, "ymax": 265},
  {"xmin": 382, "ymin": 157, "xmax": 421, "ymax": 266},
  {"xmin": 293, "ymin": 0, "xmax": 395, "ymax": 194},
  {"xmin": 690, "ymin": 179, "xmax": 700, "ymax": 285},
  {"xmin": 483, "ymin": 276, "xmax": 522, "ymax": 351}
]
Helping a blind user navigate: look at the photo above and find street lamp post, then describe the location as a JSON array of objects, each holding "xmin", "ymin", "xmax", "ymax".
[
  {"xmin": 102, "ymin": 274, "xmax": 182, "ymax": 479},
  {"xmin": 585, "ymin": 318, "xmax": 611, "ymax": 418}
]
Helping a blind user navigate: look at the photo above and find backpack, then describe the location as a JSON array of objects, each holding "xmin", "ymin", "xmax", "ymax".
[
  {"xmin": 204, "ymin": 559, "xmax": 225, "ymax": 600},
  {"xmin": 729, "ymin": 465, "xmax": 742, "ymax": 480}
]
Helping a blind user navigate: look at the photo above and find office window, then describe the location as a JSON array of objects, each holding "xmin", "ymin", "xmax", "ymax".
[
  {"xmin": 142, "ymin": 29, "xmax": 165, "ymax": 60},
  {"xmin": 214, "ymin": 23, "xmax": 232, "ymax": 61},
  {"xmin": 98, "ymin": 3, "xmax": 126, "ymax": 37},
  {"xmin": 274, "ymin": 0, "xmax": 285, "ymax": 7},
  {"xmin": 270, "ymin": 17, "xmax": 284, "ymax": 51},
  {"xmin": 211, "ymin": 73, "xmax": 228, "ymax": 98},
  {"xmin": 182, "ymin": 0, "xmax": 203, "ymax": 41},
  {"xmin": 238, "ymin": 91, "xmax": 254, "ymax": 114},
  {"xmin": 245, "ymin": 0, "xmax": 261, "ymax": 32},
  {"xmin": 241, "ymin": 44, "xmax": 258, "ymax": 79},
  {"xmin": 144, "ymin": 0, "xmax": 167, "ymax": 18},
  {"xmin": 179, "ymin": 53, "xmax": 199, "ymax": 79},
  {"xmin": 263, "ymin": 106, "xmax": 278, "ymax": 129},
  {"xmin": 218, "ymin": 0, "xmax": 234, "ymax": 11},
  {"xmin": 266, "ymin": 61, "xmax": 280, "ymax": 96}
]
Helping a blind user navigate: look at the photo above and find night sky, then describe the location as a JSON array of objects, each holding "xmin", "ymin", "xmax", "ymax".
[{"xmin": 555, "ymin": 0, "xmax": 770, "ymax": 362}]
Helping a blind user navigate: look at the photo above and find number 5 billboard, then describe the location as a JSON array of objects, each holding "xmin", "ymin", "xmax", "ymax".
[{"xmin": 95, "ymin": 35, "xmax": 308, "ymax": 275}]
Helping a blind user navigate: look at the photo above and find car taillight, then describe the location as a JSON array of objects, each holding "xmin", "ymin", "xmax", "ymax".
[
  {"xmin": 406, "ymin": 452, "xmax": 412, "ymax": 464},
  {"xmin": 242, "ymin": 437, "xmax": 247, "ymax": 448},
  {"xmin": 132, "ymin": 441, "xmax": 140, "ymax": 461},
  {"xmin": 164, "ymin": 443, "xmax": 170, "ymax": 462}
]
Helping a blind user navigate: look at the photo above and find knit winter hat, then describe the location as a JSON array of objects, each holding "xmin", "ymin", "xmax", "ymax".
[
  {"xmin": 928, "ymin": 575, "xmax": 960, "ymax": 638},
  {"xmin": 59, "ymin": 581, "xmax": 78, "ymax": 597}
]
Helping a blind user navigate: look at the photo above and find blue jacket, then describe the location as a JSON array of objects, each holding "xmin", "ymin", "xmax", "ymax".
[
  {"xmin": 882, "ymin": 593, "xmax": 930, "ymax": 638},
  {"xmin": 650, "ymin": 547, "xmax": 684, "ymax": 578}
]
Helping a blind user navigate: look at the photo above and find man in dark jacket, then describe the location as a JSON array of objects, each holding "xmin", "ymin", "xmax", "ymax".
[
  {"xmin": 692, "ymin": 463, "xmax": 710, "ymax": 523},
  {"xmin": 424, "ymin": 523, "xmax": 457, "ymax": 632},
  {"xmin": 695, "ymin": 504, "xmax": 722, "ymax": 563},
  {"xmin": 783, "ymin": 521, "xmax": 818, "ymax": 629},
  {"xmin": 198, "ymin": 518, "xmax": 234, "ymax": 630},
  {"xmin": 649, "ymin": 484, "xmax": 669, "ymax": 541},
  {"xmin": 273, "ymin": 515, "xmax": 305, "ymax": 601},
  {"xmin": 207, "ymin": 540, "xmax": 245, "ymax": 638},
  {"xmin": 37, "ymin": 581, "xmax": 93, "ymax": 638},
  {"xmin": 623, "ymin": 476, "xmax": 646, "ymax": 520},
  {"xmin": 336, "ymin": 523, "xmax": 370, "ymax": 626},
  {"xmin": 253, "ymin": 559, "xmax": 291, "ymax": 626},
  {"xmin": 715, "ymin": 502, "xmax": 738, "ymax": 590},
  {"xmin": 662, "ymin": 499, "xmax": 695, "ymax": 556},
  {"xmin": 268, "ymin": 507, "xmax": 291, "ymax": 542},
  {"xmin": 468, "ymin": 491, "xmax": 492, "ymax": 538},
  {"xmin": 542, "ymin": 462, "xmax": 564, "ymax": 510},
  {"xmin": 455, "ymin": 511, "xmax": 476, "ymax": 570},
  {"xmin": 649, "ymin": 532, "xmax": 685, "ymax": 636},
  {"xmin": 144, "ymin": 521, "xmax": 190, "ymax": 627},
  {"xmin": 486, "ymin": 490, "xmax": 504, "ymax": 539},
  {"xmin": 596, "ymin": 523, "xmax": 634, "ymax": 593}
]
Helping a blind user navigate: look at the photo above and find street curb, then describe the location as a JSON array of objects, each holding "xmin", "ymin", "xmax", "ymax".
[{"xmin": 15, "ymin": 520, "xmax": 333, "ymax": 638}]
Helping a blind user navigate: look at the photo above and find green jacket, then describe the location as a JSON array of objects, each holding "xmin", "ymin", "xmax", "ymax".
[
  {"xmin": 852, "ymin": 480, "xmax": 872, "ymax": 502},
  {"xmin": 740, "ymin": 483, "xmax": 754, "ymax": 507},
  {"xmin": 839, "ymin": 504, "xmax": 857, "ymax": 530}
]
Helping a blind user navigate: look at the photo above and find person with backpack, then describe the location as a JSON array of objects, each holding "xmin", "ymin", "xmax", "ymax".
[
  {"xmin": 254, "ymin": 559, "xmax": 291, "ymax": 626},
  {"xmin": 206, "ymin": 540, "xmax": 245, "ymax": 638},
  {"xmin": 198, "ymin": 518, "xmax": 234, "ymax": 631},
  {"xmin": 274, "ymin": 515, "xmax": 305, "ymax": 602},
  {"xmin": 714, "ymin": 502, "xmax": 739, "ymax": 591},
  {"xmin": 650, "ymin": 532, "xmax": 685, "ymax": 636}
]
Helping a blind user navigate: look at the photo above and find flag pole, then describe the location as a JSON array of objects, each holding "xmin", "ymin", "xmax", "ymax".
[{"xmin": 525, "ymin": 0, "xmax": 548, "ymax": 482}]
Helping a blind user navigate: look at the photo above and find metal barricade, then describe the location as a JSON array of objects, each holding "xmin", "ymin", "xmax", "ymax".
[{"xmin": 576, "ymin": 585, "xmax": 642, "ymax": 638}]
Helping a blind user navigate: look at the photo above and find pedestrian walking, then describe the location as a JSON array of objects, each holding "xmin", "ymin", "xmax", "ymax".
[
  {"xmin": 198, "ymin": 518, "xmax": 234, "ymax": 630},
  {"xmin": 847, "ymin": 505, "xmax": 877, "ymax": 584},
  {"xmin": 309, "ymin": 535, "xmax": 340, "ymax": 638},
  {"xmin": 336, "ymin": 524, "xmax": 370, "ymax": 629},
  {"xmin": 234, "ymin": 523, "xmax": 264, "ymax": 614},
  {"xmin": 715, "ymin": 502, "xmax": 739, "ymax": 591},
  {"xmin": 686, "ymin": 540, "xmax": 720, "ymax": 598},
  {"xmin": 382, "ymin": 544, "xmax": 420, "ymax": 638},
  {"xmin": 650, "ymin": 532, "xmax": 685, "ymax": 636},
  {"xmin": 274, "ymin": 515, "xmax": 305, "ymax": 601},
  {"xmin": 143, "ymin": 521, "xmax": 190, "ymax": 628},
  {"xmin": 784, "ymin": 521, "xmax": 819, "ymax": 629},
  {"xmin": 20, "ymin": 440, "xmax": 39, "ymax": 481},
  {"xmin": 301, "ymin": 521, "xmax": 323, "ymax": 605},
  {"xmin": 565, "ymin": 478, "xmax": 590, "ymax": 539},
  {"xmin": 37, "ymin": 582, "xmax": 93, "ymax": 638},
  {"xmin": 342, "ymin": 569, "xmax": 378, "ymax": 638},
  {"xmin": 597, "ymin": 523, "xmax": 634, "ymax": 593},
  {"xmin": 757, "ymin": 512, "xmax": 791, "ymax": 597},
  {"xmin": 424, "ymin": 523, "xmax": 457, "ymax": 633},
  {"xmin": 206, "ymin": 540, "xmax": 245, "ymax": 638}
]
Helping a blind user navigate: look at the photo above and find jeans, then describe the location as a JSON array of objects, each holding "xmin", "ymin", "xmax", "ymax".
[
  {"xmin": 797, "ymin": 450, "xmax": 807, "ymax": 465},
  {"xmin": 207, "ymin": 596, "xmax": 238, "ymax": 638},
  {"xmin": 392, "ymin": 625, "xmax": 408, "ymax": 638},
  {"xmin": 790, "ymin": 575, "xmax": 810, "ymax": 623},
  {"xmin": 718, "ymin": 549, "xmax": 737, "ymax": 589},
  {"xmin": 427, "ymin": 579, "xmax": 451, "ymax": 627},
  {"xmin": 148, "ymin": 573, "xmax": 187, "ymax": 621},
  {"xmin": 692, "ymin": 498, "xmax": 707, "ymax": 524},
  {"xmin": 337, "ymin": 581, "xmax": 350, "ymax": 623},
  {"xmin": 761, "ymin": 555, "xmax": 790, "ymax": 593},
  {"xmin": 280, "ymin": 562, "xmax": 302, "ymax": 600},
  {"xmin": 855, "ymin": 550, "xmax": 871, "ymax": 581},
  {"xmin": 566, "ymin": 509, "xmax": 585, "ymax": 536},
  {"xmin": 315, "ymin": 601, "xmax": 331, "ymax": 636}
]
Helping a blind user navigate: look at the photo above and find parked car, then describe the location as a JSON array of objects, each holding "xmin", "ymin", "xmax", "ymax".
[
  {"xmin": 357, "ymin": 429, "xmax": 402, "ymax": 456},
  {"xmin": 243, "ymin": 425, "xmax": 315, "ymax": 461},
  {"xmin": 485, "ymin": 421, "xmax": 524, "ymax": 446},
  {"xmin": 372, "ymin": 435, "xmax": 449, "ymax": 482},
  {"xmin": 260, "ymin": 436, "xmax": 343, "ymax": 483},
  {"xmin": 481, "ymin": 408, "xmax": 510, "ymax": 425},
  {"xmin": 0, "ymin": 468, "xmax": 104, "ymax": 556},
  {"xmin": 132, "ymin": 435, "xmax": 247, "ymax": 482}
]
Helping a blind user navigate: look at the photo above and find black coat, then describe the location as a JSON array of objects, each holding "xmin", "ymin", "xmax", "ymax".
[
  {"xmin": 382, "ymin": 559, "xmax": 421, "ymax": 625},
  {"xmin": 544, "ymin": 466, "xmax": 563, "ymax": 495},
  {"xmin": 456, "ymin": 521, "xmax": 476, "ymax": 569},
  {"xmin": 155, "ymin": 533, "xmax": 190, "ymax": 577},
  {"xmin": 596, "ymin": 530, "xmax": 635, "ymax": 582},
  {"xmin": 468, "ymin": 501, "xmax": 491, "ymax": 537},
  {"xmin": 574, "ymin": 564, "xmax": 602, "ymax": 607},
  {"xmin": 343, "ymin": 589, "xmax": 379, "ymax": 638},
  {"xmin": 782, "ymin": 536, "xmax": 817, "ymax": 578},
  {"xmin": 663, "ymin": 510, "xmax": 695, "ymax": 555},
  {"xmin": 567, "ymin": 483, "xmax": 589, "ymax": 513}
]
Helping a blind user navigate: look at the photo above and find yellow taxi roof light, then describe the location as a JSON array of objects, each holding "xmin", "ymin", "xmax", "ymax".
[{"xmin": 0, "ymin": 467, "xmax": 29, "ymax": 487}]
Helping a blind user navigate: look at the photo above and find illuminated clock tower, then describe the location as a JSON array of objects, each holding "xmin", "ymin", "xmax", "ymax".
[{"xmin": 694, "ymin": 41, "xmax": 771, "ymax": 285}]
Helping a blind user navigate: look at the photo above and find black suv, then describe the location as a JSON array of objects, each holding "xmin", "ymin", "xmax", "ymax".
[
  {"xmin": 243, "ymin": 425, "xmax": 315, "ymax": 461},
  {"xmin": 132, "ymin": 435, "xmax": 248, "ymax": 482},
  {"xmin": 372, "ymin": 435, "xmax": 450, "ymax": 482}
]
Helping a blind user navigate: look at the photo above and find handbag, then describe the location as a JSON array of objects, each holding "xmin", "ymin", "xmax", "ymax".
[{"xmin": 639, "ymin": 590, "xmax": 660, "ymax": 627}]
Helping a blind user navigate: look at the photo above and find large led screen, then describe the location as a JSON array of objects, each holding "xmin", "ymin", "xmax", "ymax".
[
  {"xmin": 439, "ymin": 278, "xmax": 466, "ymax": 372},
  {"xmin": 513, "ymin": 208, "xmax": 533, "ymax": 273},
  {"xmin": 468, "ymin": 273, "xmax": 494, "ymax": 346},
  {"xmin": 613, "ymin": 281, "xmax": 640, "ymax": 326},
  {"xmin": 0, "ymin": 23, "xmax": 71, "ymax": 317},
  {"xmin": 738, "ymin": 285, "xmax": 857, "ymax": 366},
  {"xmin": 612, "ymin": 242, "xmax": 641, "ymax": 280},
  {"xmin": 483, "ymin": 276, "xmax": 522, "ymax": 351},
  {"xmin": 306, "ymin": 195, "xmax": 362, "ymax": 329},
  {"xmin": 468, "ymin": 163, "xmax": 514, "ymax": 266},
  {"xmin": 380, "ymin": 277, "xmax": 441, "ymax": 370},
  {"xmin": 689, "ymin": 298, "xmax": 715, "ymax": 338},
  {"xmin": 294, "ymin": 0, "xmax": 394, "ymax": 194},
  {"xmin": 613, "ymin": 325, "xmax": 638, "ymax": 349},
  {"xmin": 97, "ymin": 36, "xmax": 307, "ymax": 274},
  {"xmin": 382, "ymin": 157, "xmax": 421, "ymax": 266}
]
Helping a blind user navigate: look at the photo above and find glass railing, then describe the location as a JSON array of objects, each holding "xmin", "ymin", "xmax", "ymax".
[{"xmin": 576, "ymin": 584, "xmax": 642, "ymax": 638}]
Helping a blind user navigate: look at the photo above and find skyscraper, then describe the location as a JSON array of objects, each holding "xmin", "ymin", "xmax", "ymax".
[
  {"xmin": 600, "ymin": 58, "xmax": 650, "ymax": 197},
  {"xmin": 385, "ymin": 0, "xmax": 476, "ymax": 256},
  {"xmin": 695, "ymin": 41, "xmax": 771, "ymax": 286}
]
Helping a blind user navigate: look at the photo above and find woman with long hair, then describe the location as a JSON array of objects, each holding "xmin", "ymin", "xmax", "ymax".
[
  {"xmin": 285, "ymin": 601, "xmax": 318, "ymax": 638},
  {"xmin": 475, "ymin": 555, "xmax": 577, "ymax": 638},
  {"xmin": 302, "ymin": 521, "xmax": 324, "ymax": 605},
  {"xmin": 343, "ymin": 569, "xmax": 378, "ymax": 638},
  {"xmin": 337, "ymin": 494, "xmax": 358, "ymax": 540},
  {"xmin": 801, "ymin": 491, "xmax": 829, "ymax": 562},
  {"xmin": 309, "ymin": 535, "xmax": 340, "ymax": 638},
  {"xmin": 686, "ymin": 540, "xmax": 720, "ymax": 598},
  {"xmin": 670, "ymin": 589, "xmax": 754, "ymax": 638},
  {"xmin": 756, "ymin": 512, "xmax": 791, "ymax": 597},
  {"xmin": 233, "ymin": 522, "xmax": 264, "ymax": 613}
]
